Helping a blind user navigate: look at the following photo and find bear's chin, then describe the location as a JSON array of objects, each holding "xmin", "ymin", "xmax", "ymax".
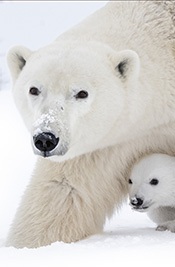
[
  {"xmin": 46, "ymin": 154, "xmax": 68, "ymax": 162},
  {"xmin": 41, "ymin": 151, "xmax": 76, "ymax": 163}
]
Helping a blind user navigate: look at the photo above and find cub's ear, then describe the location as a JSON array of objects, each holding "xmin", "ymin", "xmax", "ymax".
[
  {"xmin": 114, "ymin": 50, "xmax": 140, "ymax": 82},
  {"xmin": 7, "ymin": 46, "xmax": 32, "ymax": 82}
]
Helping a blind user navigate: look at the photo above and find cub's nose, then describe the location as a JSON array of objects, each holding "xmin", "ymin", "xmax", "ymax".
[
  {"xmin": 33, "ymin": 132, "xmax": 59, "ymax": 152},
  {"xmin": 131, "ymin": 197, "xmax": 143, "ymax": 207}
]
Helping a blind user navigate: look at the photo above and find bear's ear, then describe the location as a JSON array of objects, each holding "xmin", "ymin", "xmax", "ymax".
[
  {"xmin": 114, "ymin": 50, "xmax": 140, "ymax": 82},
  {"xmin": 7, "ymin": 46, "xmax": 32, "ymax": 82}
]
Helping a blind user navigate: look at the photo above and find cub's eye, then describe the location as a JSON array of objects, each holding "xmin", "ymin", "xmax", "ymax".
[
  {"xmin": 150, "ymin": 178, "xmax": 159, "ymax": 185},
  {"xmin": 128, "ymin": 179, "xmax": 133, "ymax": 184},
  {"xmin": 29, "ymin": 87, "xmax": 40, "ymax": 96},
  {"xmin": 75, "ymin": 90, "xmax": 88, "ymax": 99}
]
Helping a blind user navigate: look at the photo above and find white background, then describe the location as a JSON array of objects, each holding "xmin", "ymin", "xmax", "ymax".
[{"xmin": 0, "ymin": 1, "xmax": 175, "ymax": 267}]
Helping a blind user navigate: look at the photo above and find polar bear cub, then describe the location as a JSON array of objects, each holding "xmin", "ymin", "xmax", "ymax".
[{"xmin": 129, "ymin": 153, "xmax": 175, "ymax": 232}]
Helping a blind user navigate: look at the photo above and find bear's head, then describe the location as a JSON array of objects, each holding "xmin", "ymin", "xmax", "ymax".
[
  {"xmin": 7, "ymin": 41, "xmax": 140, "ymax": 161},
  {"xmin": 129, "ymin": 154, "xmax": 175, "ymax": 212}
]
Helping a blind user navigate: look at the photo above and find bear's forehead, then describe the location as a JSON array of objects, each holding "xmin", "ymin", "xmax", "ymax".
[
  {"xmin": 132, "ymin": 155, "xmax": 174, "ymax": 183},
  {"xmin": 33, "ymin": 44, "xmax": 106, "ymax": 65},
  {"xmin": 22, "ymin": 47, "xmax": 110, "ymax": 92},
  {"xmin": 20, "ymin": 57, "xmax": 92, "ymax": 95},
  {"xmin": 27, "ymin": 49, "xmax": 107, "ymax": 79}
]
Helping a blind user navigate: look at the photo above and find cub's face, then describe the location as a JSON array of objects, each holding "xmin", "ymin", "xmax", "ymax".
[
  {"xmin": 129, "ymin": 154, "xmax": 175, "ymax": 212},
  {"xmin": 7, "ymin": 42, "xmax": 140, "ymax": 161}
]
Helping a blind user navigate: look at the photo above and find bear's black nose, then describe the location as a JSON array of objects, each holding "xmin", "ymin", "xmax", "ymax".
[
  {"xmin": 33, "ymin": 132, "xmax": 59, "ymax": 152},
  {"xmin": 131, "ymin": 197, "xmax": 143, "ymax": 207}
]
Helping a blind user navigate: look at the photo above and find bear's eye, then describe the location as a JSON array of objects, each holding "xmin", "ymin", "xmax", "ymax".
[
  {"xmin": 150, "ymin": 178, "xmax": 159, "ymax": 185},
  {"xmin": 75, "ymin": 90, "xmax": 88, "ymax": 99},
  {"xmin": 29, "ymin": 87, "xmax": 40, "ymax": 96},
  {"xmin": 128, "ymin": 179, "xmax": 133, "ymax": 184}
]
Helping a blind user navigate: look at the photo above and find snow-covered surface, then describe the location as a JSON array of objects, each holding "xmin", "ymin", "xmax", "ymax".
[{"xmin": 0, "ymin": 1, "xmax": 175, "ymax": 266}]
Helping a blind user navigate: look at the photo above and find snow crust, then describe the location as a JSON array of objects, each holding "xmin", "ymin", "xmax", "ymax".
[{"xmin": 33, "ymin": 109, "xmax": 56, "ymax": 135}]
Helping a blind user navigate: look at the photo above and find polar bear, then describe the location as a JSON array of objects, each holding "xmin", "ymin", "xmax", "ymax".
[
  {"xmin": 129, "ymin": 153, "xmax": 175, "ymax": 233},
  {"xmin": 6, "ymin": 1, "xmax": 175, "ymax": 248}
]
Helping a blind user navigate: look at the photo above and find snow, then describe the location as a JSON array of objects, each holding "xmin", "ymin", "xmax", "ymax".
[
  {"xmin": 0, "ymin": 1, "xmax": 175, "ymax": 267},
  {"xmin": 33, "ymin": 109, "xmax": 56, "ymax": 134}
]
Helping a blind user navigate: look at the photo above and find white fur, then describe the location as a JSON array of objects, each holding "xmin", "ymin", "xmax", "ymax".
[
  {"xmin": 6, "ymin": 1, "xmax": 175, "ymax": 248},
  {"xmin": 129, "ymin": 153, "xmax": 175, "ymax": 233}
]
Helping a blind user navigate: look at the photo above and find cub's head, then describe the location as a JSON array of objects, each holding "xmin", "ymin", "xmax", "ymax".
[
  {"xmin": 7, "ymin": 41, "xmax": 140, "ymax": 161},
  {"xmin": 129, "ymin": 154, "xmax": 175, "ymax": 212}
]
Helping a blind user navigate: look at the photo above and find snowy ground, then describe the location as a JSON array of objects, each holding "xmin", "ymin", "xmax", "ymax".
[{"xmin": 1, "ymin": 1, "xmax": 175, "ymax": 267}]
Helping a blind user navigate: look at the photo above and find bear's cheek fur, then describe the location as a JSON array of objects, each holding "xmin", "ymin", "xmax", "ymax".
[{"xmin": 13, "ymin": 82, "xmax": 35, "ymax": 132}]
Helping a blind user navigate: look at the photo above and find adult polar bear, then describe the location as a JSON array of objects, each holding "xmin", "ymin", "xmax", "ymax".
[{"xmin": 6, "ymin": 1, "xmax": 175, "ymax": 248}]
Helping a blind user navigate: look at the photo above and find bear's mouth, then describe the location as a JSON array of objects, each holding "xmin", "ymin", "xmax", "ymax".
[
  {"xmin": 131, "ymin": 205, "xmax": 149, "ymax": 212},
  {"xmin": 34, "ymin": 147, "xmax": 69, "ymax": 158},
  {"xmin": 130, "ymin": 200, "xmax": 154, "ymax": 212}
]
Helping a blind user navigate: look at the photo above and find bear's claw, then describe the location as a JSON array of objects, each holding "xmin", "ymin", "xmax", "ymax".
[{"xmin": 156, "ymin": 221, "xmax": 175, "ymax": 233}]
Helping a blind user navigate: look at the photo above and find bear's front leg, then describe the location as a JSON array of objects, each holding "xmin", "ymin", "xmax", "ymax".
[
  {"xmin": 6, "ymin": 157, "xmax": 109, "ymax": 248},
  {"xmin": 156, "ymin": 220, "xmax": 175, "ymax": 233}
]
